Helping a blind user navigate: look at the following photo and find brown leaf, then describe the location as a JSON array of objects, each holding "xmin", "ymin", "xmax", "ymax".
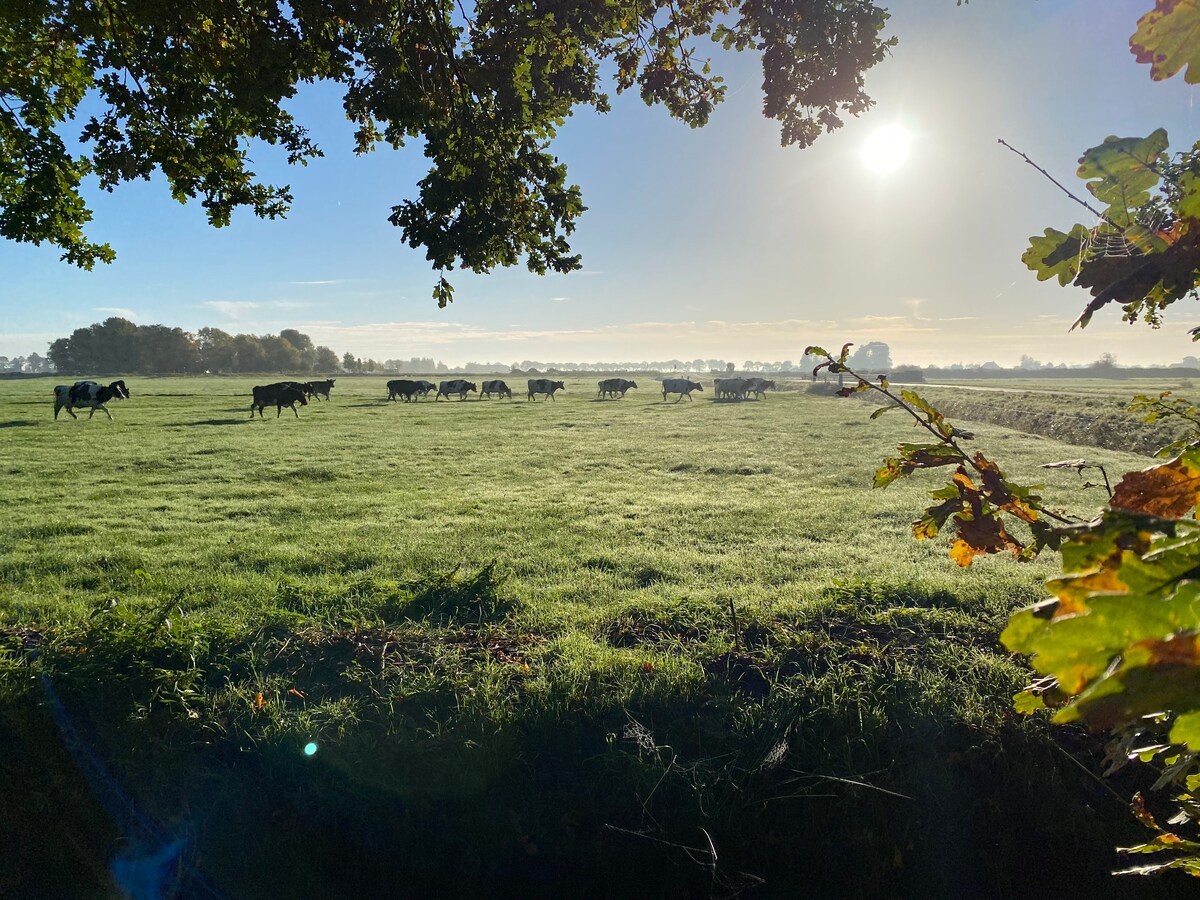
[
  {"xmin": 1110, "ymin": 457, "xmax": 1200, "ymax": 518},
  {"xmin": 950, "ymin": 514, "xmax": 1024, "ymax": 566}
]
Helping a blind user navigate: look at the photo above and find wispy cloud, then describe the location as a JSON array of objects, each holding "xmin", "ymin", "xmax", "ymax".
[
  {"xmin": 288, "ymin": 280, "xmax": 341, "ymax": 286},
  {"xmin": 94, "ymin": 306, "xmax": 138, "ymax": 320},
  {"xmin": 201, "ymin": 300, "xmax": 312, "ymax": 319}
]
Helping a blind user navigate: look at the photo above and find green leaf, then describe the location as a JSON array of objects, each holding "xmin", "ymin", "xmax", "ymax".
[
  {"xmin": 1076, "ymin": 130, "xmax": 1168, "ymax": 225},
  {"xmin": 1022, "ymin": 226, "xmax": 1088, "ymax": 285},
  {"xmin": 1013, "ymin": 690, "xmax": 1047, "ymax": 714},
  {"xmin": 1131, "ymin": 1, "xmax": 1200, "ymax": 83},
  {"xmin": 869, "ymin": 404, "xmax": 899, "ymax": 420},
  {"xmin": 1169, "ymin": 709, "xmax": 1200, "ymax": 750}
]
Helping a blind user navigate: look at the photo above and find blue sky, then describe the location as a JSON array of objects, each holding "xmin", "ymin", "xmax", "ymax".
[{"xmin": 4, "ymin": 0, "xmax": 1200, "ymax": 365}]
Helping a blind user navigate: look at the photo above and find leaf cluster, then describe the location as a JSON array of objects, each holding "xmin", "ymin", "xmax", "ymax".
[
  {"xmin": 1, "ymin": 0, "xmax": 898, "ymax": 299},
  {"xmin": 1018, "ymin": 2, "xmax": 1200, "ymax": 332},
  {"xmin": 826, "ymin": 333, "xmax": 1200, "ymax": 870},
  {"xmin": 806, "ymin": 348, "xmax": 1064, "ymax": 568}
]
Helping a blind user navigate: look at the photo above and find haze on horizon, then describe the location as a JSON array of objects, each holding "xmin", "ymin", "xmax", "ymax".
[{"xmin": 4, "ymin": 0, "xmax": 1199, "ymax": 368}]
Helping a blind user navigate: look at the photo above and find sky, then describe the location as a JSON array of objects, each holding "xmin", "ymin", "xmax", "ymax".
[{"xmin": 4, "ymin": 0, "xmax": 1200, "ymax": 367}]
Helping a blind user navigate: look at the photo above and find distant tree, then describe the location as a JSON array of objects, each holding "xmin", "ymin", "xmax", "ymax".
[
  {"xmin": 314, "ymin": 346, "xmax": 339, "ymax": 372},
  {"xmin": 726, "ymin": 362, "xmax": 736, "ymax": 373},
  {"xmin": 198, "ymin": 328, "xmax": 237, "ymax": 372},
  {"xmin": 261, "ymin": 335, "xmax": 302, "ymax": 372},
  {"xmin": 847, "ymin": 341, "xmax": 890, "ymax": 372},
  {"xmin": 1095, "ymin": 352, "xmax": 1118, "ymax": 371},
  {"xmin": 232, "ymin": 334, "xmax": 267, "ymax": 372},
  {"xmin": 1019, "ymin": 354, "xmax": 1042, "ymax": 370},
  {"xmin": 138, "ymin": 325, "xmax": 199, "ymax": 373},
  {"xmin": 279, "ymin": 329, "xmax": 316, "ymax": 371}
]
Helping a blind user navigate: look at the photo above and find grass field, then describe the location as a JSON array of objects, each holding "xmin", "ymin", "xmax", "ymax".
[
  {"xmin": 849, "ymin": 376, "xmax": 1192, "ymax": 455},
  {"xmin": 0, "ymin": 375, "xmax": 1179, "ymax": 898}
]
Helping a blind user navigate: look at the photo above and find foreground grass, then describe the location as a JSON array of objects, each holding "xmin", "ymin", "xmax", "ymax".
[{"xmin": 0, "ymin": 375, "xmax": 1176, "ymax": 898}]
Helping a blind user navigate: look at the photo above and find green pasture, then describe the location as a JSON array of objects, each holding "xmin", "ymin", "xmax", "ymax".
[{"xmin": 0, "ymin": 375, "xmax": 1177, "ymax": 898}]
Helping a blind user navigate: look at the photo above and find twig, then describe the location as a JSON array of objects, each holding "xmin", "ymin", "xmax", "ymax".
[{"xmin": 998, "ymin": 138, "xmax": 1117, "ymax": 228}]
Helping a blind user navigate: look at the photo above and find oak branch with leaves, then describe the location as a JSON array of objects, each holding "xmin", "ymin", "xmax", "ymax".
[{"xmin": 0, "ymin": 0, "xmax": 895, "ymax": 304}]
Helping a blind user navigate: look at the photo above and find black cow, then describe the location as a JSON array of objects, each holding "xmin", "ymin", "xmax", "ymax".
[
  {"xmin": 53, "ymin": 380, "xmax": 129, "ymax": 420},
  {"xmin": 387, "ymin": 379, "xmax": 422, "ymax": 402},
  {"xmin": 437, "ymin": 379, "xmax": 477, "ymax": 401},
  {"xmin": 251, "ymin": 382, "xmax": 309, "ymax": 418},
  {"xmin": 598, "ymin": 378, "xmax": 637, "ymax": 399},
  {"xmin": 414, "ymin": 380, "xmax": 436, "ymax": 399},
  {"xmin": 306, "ymin": 379, "xmax": 336, "ymax": 401},
  {"xmin": 480, "ymin": 379, "xmax": 512, "ymax": 399},
  {"xmin": 527, "ymin": 378, "xmax": 566, "ymax": 401}
]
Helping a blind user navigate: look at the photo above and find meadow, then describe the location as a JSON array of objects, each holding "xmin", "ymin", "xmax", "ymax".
[
  {"xmin": 0, "ymin": 375, "xmax": 1181, "ymax": 898},
  {"xmin": 851, "ymin": 376, "xmax": 1195, "ymax": 455}
]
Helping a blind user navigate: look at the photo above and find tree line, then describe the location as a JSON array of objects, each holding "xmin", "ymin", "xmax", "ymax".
[{"xmin": 47, "ymin": 318, "xmax": 340, "ymax": 375}]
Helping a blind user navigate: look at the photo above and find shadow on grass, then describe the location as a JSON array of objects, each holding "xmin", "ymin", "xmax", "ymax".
[
  {"xmin": 179, "ymin": 418, "xmax": 248, "ymax": 426},
  {"xmin": 0, "ymin": 420, "xmax": 40, "ymax": 428}
]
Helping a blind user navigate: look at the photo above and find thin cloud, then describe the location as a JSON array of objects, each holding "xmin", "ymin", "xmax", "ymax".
[
  {"xmin": 202, "ymin": 300, "xmax": 312, "ymax": 319},
  {"xmin": 288, "ymin": 280, "xmax": 340, "ymax": 286},
  {"xmin": 94, "ymin": 306, "xmax": 138, "ymax": 320}
]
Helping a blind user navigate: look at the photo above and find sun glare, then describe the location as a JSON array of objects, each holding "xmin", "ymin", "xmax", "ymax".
[{"xmin": 861, "ymin": 124, "xmax": 914, "ymax": 175}]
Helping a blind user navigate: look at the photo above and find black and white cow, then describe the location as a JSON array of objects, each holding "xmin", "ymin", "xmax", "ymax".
[
  {"xmin": 53, "ymin": 380, "xmax": 129, "ymax": 420},
  {"xmin": 598, "ymin": 378, "xmax": 637, "ymax": 399},
  {"xmin": 661, "ymin": 378, "xmax": 703, "ymax": 402},
  {"xmin": 527, "ymin": 378, "xmax": 566, "ymax": 401},
  {"xmin": 480, "ymin": 379, "xmax": 512, "ymax": 400},
  {"xmin": 387, "ymin": 379, "xmax": 422, "ymax": 402},
  {"xmin": 306, "ymin": 379, "xmax": 336, "ymax": 401},
  {"xmin": 414, "ymin": 380, "xmax": 436, "ymax": 399},
  {"xmin": 251, "ymin": 382, "xmax": 309, "ymax": 418},
  {"xmin": 437, "ymin": 379, "xmax": 477, "ymax": 401}
]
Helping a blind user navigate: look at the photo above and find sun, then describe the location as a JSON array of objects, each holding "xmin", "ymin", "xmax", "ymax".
[{"xmin": 861, "ymin": 123, "xmax": 914, "ymax": 175}]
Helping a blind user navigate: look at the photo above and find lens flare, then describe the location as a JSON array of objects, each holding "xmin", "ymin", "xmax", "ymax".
[
  {"xmin": 304, "ymin": 741, "xmax": 318, "ymax": 756},
  {"xmin": 861, "ymin": 124, "xmax": 914, "ymax": 175}
]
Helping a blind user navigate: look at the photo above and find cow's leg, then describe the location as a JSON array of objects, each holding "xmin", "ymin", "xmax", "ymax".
[
  {"xmin": 291, "ymin": 402, "xmax": 300, "ymax": 418},
  {"xmin": 87, "ymin": 406, "xmax": 96, "ymax": 418},
  {"xmin": 65, "ymin": 405, "xmax": 78, "ymax": 419},
  {"xmin": 98, "ymin": 404, "xmax": 113, "ymax": 421}
]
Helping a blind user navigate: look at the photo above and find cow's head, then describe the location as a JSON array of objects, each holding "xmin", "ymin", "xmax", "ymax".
[
  {"xmin": 110, "ymin": 380, "xmax": 129, "ymax": 399},
  {"xmin": 297, "ymin": 392, "xmax": 309, "ymax": 405},
  {"xmin": 628, "ymin": 381, "xmax": 638, "ymax": 389},
  {"xmin": 554, "ymin": 381, "xmax": 565, "ymax": 390},
  {"xmin": 691, "ymin": 382, "xmax": 703, "ymax": 391}
]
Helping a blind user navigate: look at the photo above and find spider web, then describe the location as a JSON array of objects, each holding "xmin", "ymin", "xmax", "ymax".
[{"xmin": 1081, "ymin": 207, "xmax": 1167, "ymax": 260}]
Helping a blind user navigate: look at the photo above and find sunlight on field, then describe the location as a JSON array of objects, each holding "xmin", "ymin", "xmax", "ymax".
[{"xmin": 0, "ymin": 375, "xmax": 1150, "ymax": 627}]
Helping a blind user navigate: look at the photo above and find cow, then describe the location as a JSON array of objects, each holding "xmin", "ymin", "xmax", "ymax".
[
  {"xmin": 250, "ymin": 382, "xmax": 309, "ymax": 418},
  {"xmin": 527, "ymin": 378, "xmax": 566, "ymax": 401},
  {"xmin": 598, "ymin": 378, "xmax": 637, "ymax": 399},
  {"xmin": 714, "ymin": 377, "xmax": 752, "ymax": 401},
  {"xmin": 745, "ymin": 377, "xmax": 776, "ymax": 400},
  {"xmin": 53, "ymin": 380, "xmax": 129, "ymax": 420},
  {"xmin": 437, "ymin": 379, "xmax": 477, "ymax": 401},
  {"xmin": 480, "ymin": 379, "xmax": 512, "ymax": 400},
  {"xmin": 306, "ymin": 379, "xmax": 336, "ymax": 401},
  {"xmin": 387, "ymin": 379, "xmax": 422, "ymax": 402},
  {"xmin": 661, "ymin": 378, "xmax": 703, "ymax": 402},
  {"xmin": 414, "ymin": 380, "xmax": 436, "ymax": 399}
]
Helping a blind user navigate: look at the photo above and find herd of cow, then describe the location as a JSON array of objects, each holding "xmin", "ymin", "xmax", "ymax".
[{"xmin": 51, "ymin": 375, "xmax": 779, "ymax": 420}]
